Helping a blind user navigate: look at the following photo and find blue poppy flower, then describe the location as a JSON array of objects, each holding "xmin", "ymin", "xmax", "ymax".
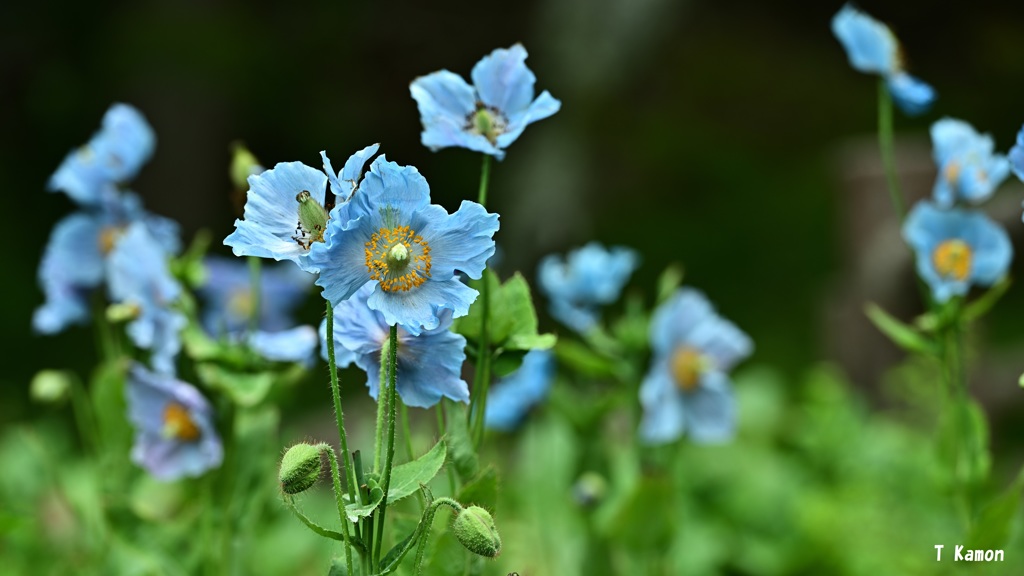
[
  {"xmin": 537, "ymin": 242, "xmax": 639, "ymax": 333},
  {"xmin": 319, "ymin": 283, "xmax": 469, "ymax": 408},
  {"xmin": 33, "ymin": 193, "xmax": 180, "ymax": 335},
  {"xmin": 224, "ymin": 144, "xmax": 379, "ymax": 272},
  {"xmin": 410, "ymin": 44, "xmax": 560, "ymax": 160},
  {"xmin": 126, "ymin": 363, "xmax": 223, "ymax": 480},
  {"xmin": 310, "ymin": 156, "xmax": 498, "ymax": 333},
  {"xmin": 484, "ymin": 349, "xmax": 554, "ymax": 431},
  {"xmin": 831, "ymin": 4, "xmax": 935, "ymax": 115},
  {"xmin": 197, "ymin": 255, "xmax": 312, "ymax": 336},
  {"xmin": 639, "ymin": 288, "xmax": 753, "ymax": 444},
  {"xmin": 902, "ymin": 201, "xmax": 1012, "ymax": 303},
  {"xmin": 107, "ymin": 223, "xmax": 187, "ymax": 375},
  {"xmin": 249, "ymin": 325, "xmax": 319, "ymax": 366},
  {"xmin": 48, "ymin": 103, "xmax": 155, "ymax": 206},
  {"xmin": 1008, "ymin": 123, "xmax": 1024, "ymax": 184},
  {"xmin": 930, "ymin": 118, "xmax": 1010, "ymax": 207}
]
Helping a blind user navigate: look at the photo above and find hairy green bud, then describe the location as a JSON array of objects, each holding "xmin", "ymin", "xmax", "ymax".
[
  {"xmin": 452, "ymin": 505, "xmax": 501, "ymax": 558},
  {"xmin": 230, "ymin": 142, "xmax": 263, "ymax": 191},
  {"xmin": 279, "ymin": 443, "xmax": 323, "ymax": 495},
  {"xmin": 30, "ymin": 370, "xmax": 72, "ymax": 404},
  {"xmin": 295, "ymin": 190, "xmax": 329, "ymax": 247}
]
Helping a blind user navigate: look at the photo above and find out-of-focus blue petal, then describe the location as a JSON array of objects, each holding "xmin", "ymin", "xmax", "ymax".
[
  {"xmin": 638, "ymin": 365, "xmax": 686, "ymax": 444},
  {"xmin": 886, "ymin": 72, "xmax": 935, "ymax": 116},
  {"xmin": 497, "ymin": 91, "xmax": 562, "ymax": 149},
  {"xmin": 683, "ymin": 371, "xmax": 735, "ymax": 443},
  {"xmin": 1009, "ymin": 124, "xmax": 1024, "ymax": 183},
  {"xmin": 648, "ymin": 287, "xmax": 716, "ymax": 357},
  {"xmin": 198, "ymin": 255, "xmax": 311, "ymax": 336},
  {"xmin": 485, "ymin": 350, "xmax": 555, "ymax": 431},
  {"xmin": 33, "ymin": 213, "xmax": 108, "ymax": 333},
  {"xmin": 831, "ymin": 4, "xmax": 896, "ymax": 75},
  {"xmin": 538, "ymin": 243, "xmax": 639, "ymax": 333},
  {"xmin": 250, "ymin": 325, "xmax": 318, "ymax": 365},
  {"xmin": 929, "ymin": 118, "xmax": 1009, "ymax": 207},
  {"xmin": 471, "ymin": 44, "xmax": 536, "ymax": 115},
  {"xmin": 126, "ymin": 364, "xmax": 222, "ymax": 480}
]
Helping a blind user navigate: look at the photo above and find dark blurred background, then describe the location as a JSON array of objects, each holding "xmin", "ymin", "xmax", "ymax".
[{"xmin": 4, "ymin": 0, "xmax": 1024, "ymax": 433}]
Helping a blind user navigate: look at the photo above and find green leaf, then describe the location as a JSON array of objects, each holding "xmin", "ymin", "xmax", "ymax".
[
  {"xmin": 965, "ymin": 471, "xmax": 1024, "ymax": 550},
  {"xmin": 457, "ymin": 465, "xmax": 498, "ymax": 513},
  {"xmin": 386, "ymin": 438, "xmax": 447, "ymax": 504},
  {"xmin": 444, "ymin": 402, "xmax": 479, "ymax": 481},
  {"xmin": 655, "ymin": 263, "xmax": 684, "ymax": 304},
  {"xmin": 554, "ymin": 339, "xmax": 619, "ymax": 378},
  {"xmin": 196, "ymin": 363, "xmax": 274, "ymax": 407},
  {"xmin": 345, "ymin": 485, "xmax": 385, "ymax": 522},
  {"xmin": 864, "ymin": 302, "xmax": 938, "ymax": 356},
  {"xmin": 90, "ymin": 359, "xmax": 130, "ymax": 451},
  {"xmin": 504, "ymin": 332, "xmax": 556, "ymax": 352},
  {"xmin": 453, "ymin": 271, "xmax": 555, "ymax": 355}
]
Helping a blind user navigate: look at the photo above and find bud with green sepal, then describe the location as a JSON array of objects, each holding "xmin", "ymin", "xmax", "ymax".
[
  {"xmin": 452, "ymin": 505, "xmax": 502, "ymax": 558},
  {"xmin": 294, "ymin": 190, "xmax": 330, "ymax": 249},
  {"xmin": 31, "ymin": 370, "xmax": 73, "ymax": 404},
  {"xmin": 279, "ymin": 442, "xmax": 323, "ymax": 495}
]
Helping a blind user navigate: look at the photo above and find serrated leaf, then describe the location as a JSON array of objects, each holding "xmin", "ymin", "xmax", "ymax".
[
  {"xmin": 386, "ymin": 439, "xmax": 447, "ymax": 504},
  {"xmin": 196, "ymin": 363, "xmax": 274, "ymax": 407},
  {"xmin": 865, "ymin": 302, "xmax": 938, "ymax": 356},
  {"xmin": 345, "ymin": 485, "xmax": 385, "ymax": 522},
  {"xmin": 965, "ymin": 471, "xmax": 1024, "ymax": 550}
]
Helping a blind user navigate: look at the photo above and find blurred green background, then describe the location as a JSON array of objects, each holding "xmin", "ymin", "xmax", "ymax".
[{"xmin": 4, "ymin": 0, "xmax": 1024, "ymax": 436}]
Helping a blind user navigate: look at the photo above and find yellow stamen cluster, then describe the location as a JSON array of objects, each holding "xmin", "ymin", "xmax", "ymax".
[
  {"xmin": 670, "ymin": 346, "xmax": 705, "ymax": 392},
  {"xmin": 944, "ymin": 161, "xmax": 960, "ymax": 184},
  {"xmin": 162, "ymin": 403, "xmax": 201, "ymax": 442},
  {"xmin": 932, "ymin": 239, "xmax": 972, "ymax": 281},
  {"xmin": 365, "ymin": 225, "xmax": 432, "ymax": 292},
  {"xmin": 98, "ymin": 226, "xmax": 123, "ymax": 254}
]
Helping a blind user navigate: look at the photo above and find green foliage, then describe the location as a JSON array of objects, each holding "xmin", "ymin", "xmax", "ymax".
[
  {"xmin": 865, "ymin": 302, "xmax": 938, "ymax": 356},
  {"xmin": 453, "ymin": 270, "xmax": 556, "ymax": 356},
  {"xmin": 385, "ymin": 438, "xmax": 447, "ymax": 504}
]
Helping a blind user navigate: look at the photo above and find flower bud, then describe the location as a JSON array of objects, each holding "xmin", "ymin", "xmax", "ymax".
[
  {"xmin": 279, "ymin": 443, "xmax": 323, "ymax": 495},
  {"xmin": 230, "ymin": 142, "xmax": 263, "ymax": 192},
  {"xmin": 572, "ymin": 471, "xmax": 608, "ymax": 507},
  {"xmin": 30, "ymin": 370, "xmax": 72, "ymax": 403},
  {"xmin": 452, "ymin": 505, "xmax": 501, "ymax": 558},
  {"xmin": 106, "ymin": 301, "xmax": 141, "ymax": 323}
]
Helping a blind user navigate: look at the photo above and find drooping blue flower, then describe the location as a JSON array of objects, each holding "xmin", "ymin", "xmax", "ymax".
[
  {"xmin": 410, "ymin": 44, "xmax": 561, "ymax": 160},
  {"xmin": 1008, "ymin": 123, "xmax": 1024, "ymax": 184},
  {"xmin": 537, "ymin": 242, "xmax": 639, "ymax": 333},
  {"xmin": 33, "ymin": 193, "xmax": 180, "ymax": 335},
  {"xmin": 197, "ymin": 255, "xmax": 312, "ymax": 336},
  {"xmin": 484, "ymin": 349, "xmax": 555, "ymax": 431},
  {"xmin": 831, "ymin": 4, "xmax": 935, "ymax": 115},
  {"xmin": 310, "ymin": 156, "xmax": 498, "ymax": 333},
  {"xmin": 224, "ymin": 144, "xmax": 379, "ymax": 272},
  {"xmin": 930, "ymin": 118, "xmax": 1010, "ymax": 207},
  {"xmin": 107, "ymin": 223, "xmax": 187, "ymax": 375},
  {"xmin": 902, "ymin": 201, "xmax": 1012, "ymax": 303},
  {"xmin": 48, "ymin": 103, "xmax": 155, "ymax": 206},
  {"xmin": 639, "ymin": 288, "xmax": 753, "ymax": 445},
  {"xmin": 319, "ymin": 283, "xmax": 469, "ymax": 408},
  {"xmin": 126, "ymin": 363, "xmax": 223, "ymax": 481}
]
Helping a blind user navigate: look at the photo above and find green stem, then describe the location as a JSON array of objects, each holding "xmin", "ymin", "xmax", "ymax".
[
  {"xmin": 402, "ymin": 402, "xmax": 415, "ymax": 463},
  {"xmin": 413, "ymin": 498, "xmax": 464, "ymax": 576},
  {"xmin": 247, "ymin": 256, "xmax": 261, "ymax": 333},
  {"xmin": 877, "ymin": 78, "xmax": 906, "ymax": 221},
  {"xmin": 322, "ymin": 445, "xmax": 355, "ymax": 575},
  {"xmin": 68, "ymin": 374, "xmax": 100, "ymax": 457},
  {"xmin": 325, "ymin": 302, "xmax": 361, "ymax": 533},
  {"xmin": 439, "ymin": 402, "xmax": 457, "ymax": 496},
  {"xmin": 374, "ymin": 357, "xmax": 388, "ymax": 473},
  {"xmin": 471, "ymin": 153, "xmax": 493, "ymax": 447},
  {"xmin": 374, "ymin": 325, "xmax": 400, "ymax": 567}
]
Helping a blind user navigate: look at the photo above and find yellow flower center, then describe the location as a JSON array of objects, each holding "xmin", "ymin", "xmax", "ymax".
[
  {"xmin": 98, "ymin": 226, "xmax": 123, "ymax": 254},
  {"xmin": 228, "ymin": 289, "xmax": 255, "ymax": 320},
  {"xmin": 670, "ymin": 346, "xmax": 706, "ymax": 392},
  {"xmin": 467, "ymin": 104, "xmax": 508, "ymax": 145},
  {"xmin": 365, "ymin": 226, "xmax": 431, "ymax": 292},
  {"xmin": 932, "ymin": 239, "xmax": 972, "ymax": 281},
  {"xmin": 162, "ymin": 403, "xmax": 201, "ymax": 442},
  {"xmin": 944, "ymin": 161, "xmax": 960, "ymax": 184}
]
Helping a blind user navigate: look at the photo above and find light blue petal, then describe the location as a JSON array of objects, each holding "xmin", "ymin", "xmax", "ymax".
[
  {"xmin": 887, "ymin": 72, "xmax": 935, "ymax": 116},
  {"xmin": 250, "ymin": 326, "xmax": 318, "ymax": 365},
  {"xmin": 412, "ymin": 71, "xmax": 503, "ymax": 156},
  {"xmin": 198, "ymin": 255, "xmax": 311, "ymax": 335},
  {"xmin": 414, "ymin": 200, "xmax": 498, "ymax": 280},
  {"xmin": 649, "ymin": 288, "xmax": 717, "ymax": 357},
  {"xmin": 547, "ymin": 299, "xmax": 599, "ymax": 334},
  {"xmin": 485, "ymin": 349, "xmax": 554, "ymax": 430},
  {"xmin": 322, "ymin": 283, "xmax": 390, "ymax": 359},
  {"xmin": 366, "ymin": 276, "xmax": 478, "ymax": 333},
  {"xmin": 471, "ymin": 44, "xmax": 536, "ymax": 115},
  {"xmin": 391, "ymin": 325, "xmax": 469, "ymax": 408},
  {"xmin": 964, "ymin": 214, "xmax": 1012, "ymax": 285},
  {"xmin": 310, "ymin": 216, "xmax": 375, "ymax": 306},
  {"xmin": 341, "ymin": 143, "xmax": 381, "ymax": 188},
  {"xmin": 497, "ymin": 91, "xmax": 561, "ymax": 149},
  {"xmin": 1010, "ymin": 124, "xmax": 1024, "ymax": 183},
  {"xmin": 638, "ymin": 364, "xmax": 686, "ymax": 444},
  {"xmin": 831, "ymin": 4, "xmax": 897, "ymax": 75},
  {"xmin": 684, "ymin": 371, "xmax": 736, "ymax": 443},
  {"xmin": 318, "ymin": 317, "xmax": 359, "ymax": 369},
  {"xmin": 538, "ymin": 243, "xmax": 637, "ymax": 334},
  {"xmin": 224, "ymin": 161, "xmax": 328, "ymax": 269},
  {"xmin": 349, "ymin": 156, "xmax": 431, "ymax": 218}
]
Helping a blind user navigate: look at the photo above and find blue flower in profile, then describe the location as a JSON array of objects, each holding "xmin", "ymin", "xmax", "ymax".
[
  {"xmin": 902, "ymin": 201, "xmax": 1012, "ymax": 303},
  {"xmin": 224, "ymin": 144, "xmax": 379, "ymax": 272},
  {"xmin": 33, "ymin": 193, "xmax": 180, "ymax": 335},
  {"xmin": 930, "ymin": 118, "xmax": 1010, "ymax": 207},
  {"xmin": 410, "ymin": 44, "xmax": 560, "ymax": 160},
  {"xmin": 196, "ymin": 255, "xmax": 316, "ymax": 364},
  {"xmin": 1008, "ymin": 123, "xmax": 1024, "ymax": 184},
  {"xmin": 48, "ymin": 103, "xmax": 155, "ymax": 206},
  {"xmin": 537, "ymin": 242, "xmax": 639, "ymax": 333},
  {"xmin": 107, "ymin": 223, "xmax": 187, "ymax": 375},
  {"xmin": 310, "ymin": 156, "xmax": 498, "ymax": 333},
  {"xmin": 126, "ymin": 364, "xmax": 223, "ymax": 481},
  {"xmin": 485, "ymin": 349, "xmax": 555, "ymax": 431},
  {"xmin": 831, "ymin": 4, "xmax": 935, "ymax": 115},
  {"xmin": 319, "ymin": 283, "xmax": 469, "ymax": 408},
  {"xmin": 197, "ymin": 255, "xmax": 311, "ymax": 335},
  {"xmin": 639, "ymin": 288, "xmax": 753, "ymax": 445}
]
